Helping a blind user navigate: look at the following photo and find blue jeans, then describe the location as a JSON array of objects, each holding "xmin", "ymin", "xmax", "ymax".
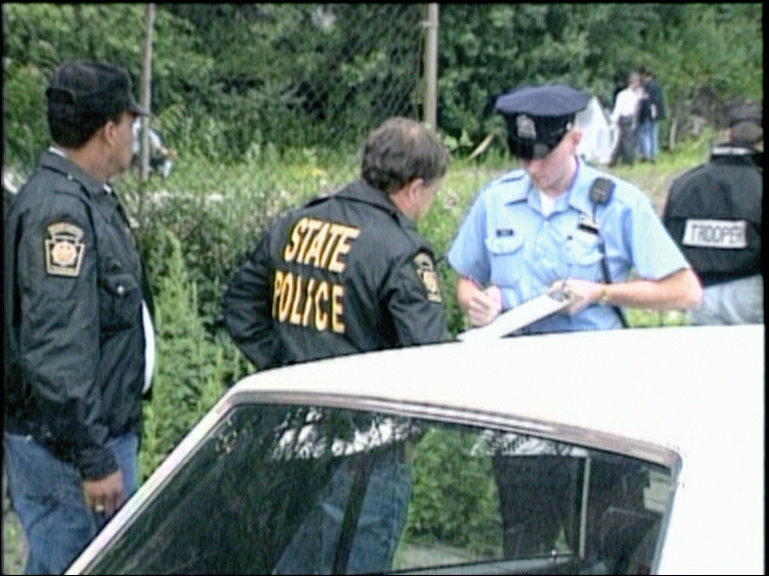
[
  {"xmin": 690, "ymin": 275, "xmax": 763, "ymax": 326},
  {"xmin": 637, "ymin": 119, "xmax": 660, "ymax": 160},
  {"xmin": 4, "ymin": 431, "xmax": 139, "ymax": 575},
  {"xmin": 273, "ymin": 446, "xmax": 411, "ymax": 574}
]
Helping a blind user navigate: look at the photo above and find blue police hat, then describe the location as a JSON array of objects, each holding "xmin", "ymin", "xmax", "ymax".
[
  {"xmin": 495, "ymin": 83, "xmax": 590, "ymax": 160},
  {"xmin": 46, "ymin": 61, "xmax": 150, "ymax": 121}
]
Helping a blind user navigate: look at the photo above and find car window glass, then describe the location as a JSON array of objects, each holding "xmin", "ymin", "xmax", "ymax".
[{"xmin": 78, "ymin": 403, "xmax": 673, "ymax": 575}]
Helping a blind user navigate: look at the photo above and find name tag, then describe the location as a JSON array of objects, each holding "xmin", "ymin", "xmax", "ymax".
[
  {"xmin": 577, "ymin": 213, "xmax": 599, "ymax": 235},
  {"xmin": 682, "ymin": 219, "xmax": 747, "ymax": 249}
]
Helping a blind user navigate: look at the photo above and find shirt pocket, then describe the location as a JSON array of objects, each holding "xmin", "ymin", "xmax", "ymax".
[
  {"xmin": 564, "ymin": 233, "xmax": 604, "ymax": 282},
  {"xmin": 100, "ymin": 272, "xmax": 141, "ymax": 331},
  {"xmin": 484, "ymin": 234, "xmax": 525, "ymax": 287}
]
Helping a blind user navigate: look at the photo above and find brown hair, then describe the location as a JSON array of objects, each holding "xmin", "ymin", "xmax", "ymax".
[{"xmin": 361, "ymin": 117, "xmax": 448, "ymax": 194}]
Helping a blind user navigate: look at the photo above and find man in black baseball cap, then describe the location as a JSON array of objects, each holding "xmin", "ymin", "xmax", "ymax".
[
  {"xmin": 726, "ymin": 102, "xmax": 762, "ymax": 149},
  {"xmin": 46, "ymin": 60, "xmax": 149, "ymax": 149},
  {"xmin": 495, "ymin": 83, "xmax": 591, "ymax": 160},
  {"xmin": 47, "ymin": 60, "xmax": 149, "ymax": 117},
  {"xmin": 4, "ymin": 60, "xmax": 156, "ymax": 574}
]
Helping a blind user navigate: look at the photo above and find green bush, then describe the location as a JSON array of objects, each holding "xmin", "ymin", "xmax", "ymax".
[
  {"xmin": 139, "ymin": 228, "xmax": 243, "ymax": 479},
  {"xmin": 129, "ymin": 148, "xmax": 355, "ymax": 325},
  {"xmin": 407, "ymin": 427, "xmax": 502, "ymax": 555}
]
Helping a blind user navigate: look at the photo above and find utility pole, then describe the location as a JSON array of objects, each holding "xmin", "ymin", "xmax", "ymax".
[
  {"xmin": 423, "ymin": 3, "xmax": 439, "ymax": 129},
  {"xmin": 137, "ymin": 3, "xmax": 156, "ymax": 228}
]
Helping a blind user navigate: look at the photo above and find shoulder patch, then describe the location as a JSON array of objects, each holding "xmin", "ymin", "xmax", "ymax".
[
  {"xmin": 45, "ymin": 221, "xmax": 86, "ymax": 277},
  {"xmin": 414, "ymin": 251, "xmax": 442, "ymax": 303}
]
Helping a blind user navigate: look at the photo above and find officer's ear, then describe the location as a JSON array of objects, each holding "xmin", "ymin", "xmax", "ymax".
[
  {"xmin": 101, "ymin": 112, "xmax": 131, "ymax": 148},
  {"xmin": 566, "ymin": 128, "xmax": 582, "ymax": 150},
  {"xmin": 404, "ymin": 177, "xmax": 424, "ymax": 201}
]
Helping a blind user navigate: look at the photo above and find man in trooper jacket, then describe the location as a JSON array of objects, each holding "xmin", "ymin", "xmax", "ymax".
[{"xmin": 663, "ymin": 103, "xmax": 763, "ymax": 325}]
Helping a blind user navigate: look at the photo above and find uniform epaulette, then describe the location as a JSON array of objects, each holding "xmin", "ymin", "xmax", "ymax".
[
  {"xmin": 53, "ymin": 178, "xmax": 83, "ymax": 196},
  {"xmin": 497, "ymin": 169, "xmax": 526, "ymax": 184}
]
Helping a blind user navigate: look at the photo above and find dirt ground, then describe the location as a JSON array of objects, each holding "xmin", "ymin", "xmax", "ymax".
[{"xmin": 627, "ymin": 170, "xmax": 683, "ymax": 215}]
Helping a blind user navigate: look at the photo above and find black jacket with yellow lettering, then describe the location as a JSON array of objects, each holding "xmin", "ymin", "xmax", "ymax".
[
  {"xmin": 223, "ymin": 180, "xmax": 450, "ymax": 369},
  {"xmin": 4, "ymin": 149, "xmax": 153, "ymax": 480},
  {"xmin": 663, "ymin": 144, "xmax": 762, "ymax": 286}
]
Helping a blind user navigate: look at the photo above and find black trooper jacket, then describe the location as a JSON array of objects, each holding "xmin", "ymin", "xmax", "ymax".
[
  {"xmin": 4, "ymin": 149, "xmax": 153, "ymax": 480},
  {"xmin": 663, "ymin": 144, "xmax": 762, "ymax": 286},
  {"xmin": 222, "ymin": 180, "xmax": 450, "ymax": 370}
]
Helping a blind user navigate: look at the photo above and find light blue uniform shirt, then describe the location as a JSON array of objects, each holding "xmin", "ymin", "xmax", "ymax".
[{"xmin": 447, "ymin": 159, "xmax": 690, "ymax": 334}]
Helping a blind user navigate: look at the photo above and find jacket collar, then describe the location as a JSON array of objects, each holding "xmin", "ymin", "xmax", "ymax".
[
  {"xmin": 710, "ymin": 142, "xmax": 760, "ymax": 159},
  {"xmin": 40, "ymin": 147, "xmax": 110, "ymax": 198},
  {"xmin": 335, "ymin": 179, "xmax": 409, "ymax": 222}
]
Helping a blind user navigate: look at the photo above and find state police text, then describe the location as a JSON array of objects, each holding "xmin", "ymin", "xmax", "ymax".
[{"xmin": 273, "ymin": 217, "xmax": 361, "ymax": 333}]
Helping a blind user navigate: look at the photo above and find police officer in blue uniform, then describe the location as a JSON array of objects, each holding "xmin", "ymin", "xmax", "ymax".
[
  {"xmin": 223, "ymin": 116, "xmax": 450, "ymax": 574},
  {"xmin": 447, "ymin": 83, "xmax": 702, "ymax": 560},
  {"xmin": 448, "ymin": 83, "xmax": 702, "ymax": 335},
  {"xmin": 663, "ymin": 104, "xmax": 762, "ymax": 325},
  {"xmin": 4, "ymin": 61, "xmax": 155, "ymax": 574}
]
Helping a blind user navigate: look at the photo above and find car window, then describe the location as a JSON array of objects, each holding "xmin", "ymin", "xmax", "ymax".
[{"xmin": 76, "ymin": 403, "xmax": 673, "ymax": 575}]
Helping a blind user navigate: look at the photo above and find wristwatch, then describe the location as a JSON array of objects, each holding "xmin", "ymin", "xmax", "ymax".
[{"xmin": 599, "ymin": 285, "xmax": 610, "ymax": 305}]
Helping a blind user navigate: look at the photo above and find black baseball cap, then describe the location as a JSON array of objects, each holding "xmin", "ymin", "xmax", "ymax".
[
  {"xmin": 727, "ymin": 102, "xmax": 761, "ymax": 127},
  {"xmin": 46, "ymin": 61, "xmax": 150, "ymax": 120},
  {"xmin": 495, "ymin": 83, "xmax": 590, "ymax": 160}
]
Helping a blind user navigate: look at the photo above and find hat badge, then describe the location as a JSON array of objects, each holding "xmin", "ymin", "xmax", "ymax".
[{"xmin": 516, "ymin": 114, "xmax": 537, "ymax": 139}]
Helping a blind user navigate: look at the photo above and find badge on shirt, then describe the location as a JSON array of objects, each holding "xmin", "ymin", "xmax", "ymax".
[
  {"xmin": 45, "ymin": 222, "xmax": 86, "ymax": 277},
  {"xmin": 414, "ymin": 252, "xmax": 442, "ymax": 303},
  {"xmin": 577, "ymin": 213, "xmax": 600, "ymax": 235}
]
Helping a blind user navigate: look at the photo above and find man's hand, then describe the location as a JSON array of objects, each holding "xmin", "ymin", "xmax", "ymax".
[
  {"xmin": 83, "ymin": 470, "xmax": 125, "ymax": 516},
  {"xmin": 463, "ymin": 281, "xmax": 503, "ymax": 327},
  {"xmin": 548, "ymin": 278, "xmax": 597, "ymax": 315}
]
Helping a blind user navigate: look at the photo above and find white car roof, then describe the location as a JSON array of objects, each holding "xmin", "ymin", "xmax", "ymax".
[
  {"xmin": 230, "ymin": 324, "xmax": 765, "ymax": 574},
  {"xmin": 232, "ymin": 325, "xmax": 763, "ymax": 452}
]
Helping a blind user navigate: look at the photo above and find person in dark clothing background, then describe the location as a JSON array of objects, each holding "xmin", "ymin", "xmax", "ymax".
[
  {"xmin": 663, "ymin": 103, "xmax": 762, "ymax": 325},
  {"xmin": 222, "ymin": 116, "xmax": 450, "ymax": 574},
  {"xmin": 637, "ymin": 66, "xmax": 665, "ymax": 163},
  {"xmin": 4, "ymin": 60, "xmax": 155, "ymax": 575}
]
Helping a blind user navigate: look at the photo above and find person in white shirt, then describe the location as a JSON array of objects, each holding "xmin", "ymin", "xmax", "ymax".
[
  {"xmin": 132, "ymin": 120, "xmax": 177, "ymax": 178},
  {"xmin": 609, "ymin": 71, "xmax": 642, "ymax": 166}
]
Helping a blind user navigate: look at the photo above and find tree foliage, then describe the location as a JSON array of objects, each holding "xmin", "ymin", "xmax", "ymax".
[{"xmin": 3, "ymin": 3, "xmax": 762, "ymax": 170}]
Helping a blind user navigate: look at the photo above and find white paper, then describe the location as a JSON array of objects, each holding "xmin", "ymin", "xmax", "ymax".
[{"xmin": 457, "ymin": 292, "xmax": 575, "ymax": 341}]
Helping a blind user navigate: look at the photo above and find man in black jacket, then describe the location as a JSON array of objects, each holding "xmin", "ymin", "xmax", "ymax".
[
  {"xmin": 222, "ymin": 116, "xmax": 450, "ymax": 573},
  {"xmin": 663, "ymin": 103, "xmax": 762, "ymax": 324},
  {"xmin": 4, "ymin": 61, "xmax": 155, "ymax": 574},
  {"xmin": 223, "ymin": 116, "xmax": 450, "ymax": 368}
]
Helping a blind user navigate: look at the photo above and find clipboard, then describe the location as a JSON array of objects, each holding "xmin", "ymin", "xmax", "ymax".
[{"xmin": 457, "ymin": 289, "xmax": 578, "ymax": 342}]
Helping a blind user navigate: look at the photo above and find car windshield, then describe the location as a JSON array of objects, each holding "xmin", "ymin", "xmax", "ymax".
[{"xmin": 76, "ymin": 403, "xmax": 673, "ymax": 575}]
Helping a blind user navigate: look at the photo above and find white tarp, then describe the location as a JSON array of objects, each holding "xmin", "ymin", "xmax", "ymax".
[{"xmin": 576, "ymin": 96, "xmax": 616, "ymax": 166}]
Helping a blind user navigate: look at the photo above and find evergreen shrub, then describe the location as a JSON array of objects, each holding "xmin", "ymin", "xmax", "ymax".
[{"xmin": 139, "ymin": 228, "xmax": 243, "ymax": 479}]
